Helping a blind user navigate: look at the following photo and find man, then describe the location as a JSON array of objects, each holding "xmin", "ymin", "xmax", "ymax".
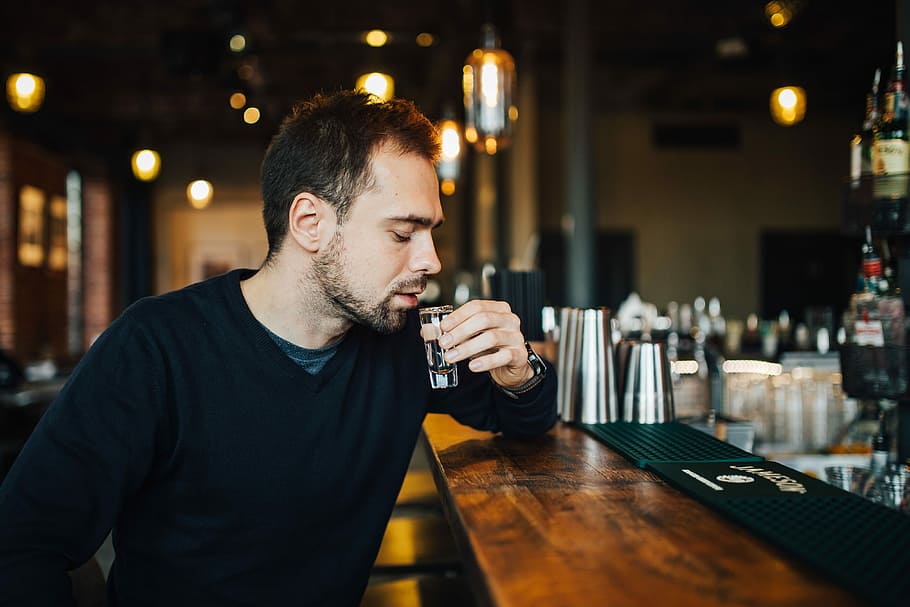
[{"xmin": 0, "ymin": 90, "xmax": 557, "ymax": 605}]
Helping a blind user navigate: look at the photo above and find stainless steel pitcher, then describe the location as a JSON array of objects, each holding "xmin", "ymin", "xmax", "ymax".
[
  {"xmin": 557, "ymin": 307, "xmax": 619, "ymax": 424},
  {"xmin": 618, "ymin": 340, "xmax": 675, "ymax": 423}
]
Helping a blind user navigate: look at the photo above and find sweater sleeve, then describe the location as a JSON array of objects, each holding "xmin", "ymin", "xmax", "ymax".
[
  {"xmin": 0, "ymin": 311, "xmax": 165, "ymax": 605},
  {"xmin": 428, "ymin": 359, "xmax": 558, "ymax": 439}
]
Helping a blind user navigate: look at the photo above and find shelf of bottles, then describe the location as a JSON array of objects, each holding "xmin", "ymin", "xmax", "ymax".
[
  {"xmin": 839, "ymin": 225, "xmax": 908, "ymax": 400},
  {"xmin": 846, "ymin": 42, "xmax": 910, "ymax": 236},
  {"xmin": 840, "ymin": 39, "xmax": 910, "ymax": 482},
  {"xmin": 842, "ymin": 40, "xmax": 909, "ymax": 398}
]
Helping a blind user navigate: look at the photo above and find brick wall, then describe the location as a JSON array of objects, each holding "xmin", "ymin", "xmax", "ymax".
[
  {"xmin": 82, "ymin": 176, "xmax": 114, "ymax": 348},
  {"xmin": 0, "ymin": 135, "xmax": 13, "ymax": 352}
]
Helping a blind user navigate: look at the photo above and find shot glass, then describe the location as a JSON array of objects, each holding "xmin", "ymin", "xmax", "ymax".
[{"xmin": 419, "ymin": 305, "xmax": 458, "ymax": 389}]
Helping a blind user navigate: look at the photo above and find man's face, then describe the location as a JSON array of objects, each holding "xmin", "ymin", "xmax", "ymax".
[{"xmin": 312, "ymin": 146, "xmax": 443, "ymax": 333}]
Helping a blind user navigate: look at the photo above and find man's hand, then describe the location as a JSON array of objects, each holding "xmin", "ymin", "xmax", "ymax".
[{"xmin": 437, "ymin": 300, "xmax": 534, "ymax": 389}]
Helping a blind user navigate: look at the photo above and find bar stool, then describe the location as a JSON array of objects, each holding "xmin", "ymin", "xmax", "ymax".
[
  {"xmin": 360, "ymin": 575, "xmax": 476, "ymax": 607},
  {"xmin": 394, "ymin": 470, "xmax": 442, "ymax": 510},
  {"xmin": 372, "ymin": 515, "xmax": 461, "ymax": 575}
]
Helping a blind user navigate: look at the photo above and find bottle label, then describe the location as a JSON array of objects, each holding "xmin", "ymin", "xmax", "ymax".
[
  {"xmin": 873, "ymin": 138, "xmax": 909, "ymax": 199},
  {"xmin": 873, "ymin": 138, "xmax": 910, "ymax": 174},
  {"xmin": 854, "ymin": 319, "xmax": 885, "ymax": 346},
  {"xmin": 863, "ymin": 258, "xmax": 883, "ymax": 277}
]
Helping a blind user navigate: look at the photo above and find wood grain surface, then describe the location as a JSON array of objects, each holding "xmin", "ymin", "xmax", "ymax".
[{"xmin": 420, "ymin": 414, "xmax": 867, "ymax": 607}]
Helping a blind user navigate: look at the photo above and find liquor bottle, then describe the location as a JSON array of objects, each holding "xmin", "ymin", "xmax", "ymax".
[
  {"xmin": 872, "ymin": 42, "xmax": 909, "ymax": 205},
  {"xmin": 851, "ymin": 68, "xmax": 881, "ymax": 184},
  {"xmin": 842, "ymin": 227, "xmax": 907, "ymax": 395},
  {"xmin": 869, "ymin": 411, "xmax": 891, "ymax": 478},
  {"xmin": 862, "ymin": 225, "xmax": 883, "ymax": 295}
]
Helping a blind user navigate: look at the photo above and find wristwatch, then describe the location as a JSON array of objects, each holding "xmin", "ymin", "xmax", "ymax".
[{"xmin": 496, "ymin": 341, "xmax": 547, "ymax": 399}]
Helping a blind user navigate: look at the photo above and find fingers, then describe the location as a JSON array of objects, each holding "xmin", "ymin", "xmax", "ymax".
[
  {"xmin": 438, "ymin": 299, "xmax": 512, "ymax": 334},
  {"xmin": 461, "ymin": 342, "xmax": 526, "ymax": 374},
  {"xmin": 436, "ymin": 300, "xmax": 526, "ymax": 371}
]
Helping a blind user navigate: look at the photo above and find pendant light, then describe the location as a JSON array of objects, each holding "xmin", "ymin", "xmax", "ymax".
[
  {"xmin": 770, "ymin": 86, "xmax": 806, "ymax": 126},
  {"xmin": 463, "ymin": 23, "xmax": 517, "ymax": 155},
  {"xmin": 131, "ymin": 149, "xmax": 162, "ymax": 182},
  {"xmin": 355, "ymin": 72, "xmax": 395, "ymax": 102},
  {"xmin": 436, "ymin": 108, "xmax": 463, "ymax": 196},
  {"xmin": 6, "ymin": 72, "xmax": 45, "ymax": 113},
  {"xmin": 186, "ymin": 179, "xmax": 214, "ymax": 210}
]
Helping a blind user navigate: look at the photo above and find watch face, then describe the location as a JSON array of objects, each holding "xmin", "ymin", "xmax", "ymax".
[{"xmin": 526, "ymin": 343, "xmax": 546, "ymax": 376}]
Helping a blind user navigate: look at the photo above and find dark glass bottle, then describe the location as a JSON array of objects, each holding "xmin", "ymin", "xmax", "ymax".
[
  {"xmin": 851, "ymin": 68, "xmax": 881, "ymax": 182},
  {"xmin": 861, "ymin": 226, "xmax": 883, "ymax": 294},
  {"xmin": 873, "ymin": 42, "xmax": 909, "ymax": 212},
  {"xmin": 869, "ymin": 411, "xmax": 891, "ymax": 478}
]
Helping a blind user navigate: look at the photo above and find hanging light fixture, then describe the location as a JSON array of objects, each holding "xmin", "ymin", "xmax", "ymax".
[
  {"xmin": 764, "ymin": 1, "xmax": 797, "ymax": 29},
  {"xmin": 770, "ymin": 86, "xmax": 806, "ymax": 126},
  {"xmin": 131, "ymin": 149, "xmax": 162, "ymax": 182},
  {"xmin": 186, "ymin": 179, "xmax": 214, "ymax": 210},
  {"xmin": 6, "ymin": 72, "xmax": 45, "ymax": 113},
  {"xmin": 463, "ymin": 23, "xmax": 517, "ymax": 155},
  {"xmin": 436, "ymin": 115, "xmax": 463, "ymax": 196},
  {"xmin": 364, "ymin": 30, "xmax": 389, "ymax": 48},
  {"xmin": 355, "ymin": 72, "xmax": 395, "ymax": 102}
]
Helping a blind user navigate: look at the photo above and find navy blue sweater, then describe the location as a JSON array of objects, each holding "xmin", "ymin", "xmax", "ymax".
[{"xmin": 0, "ymin": 270, "xmax": 557, "ymax": 606}]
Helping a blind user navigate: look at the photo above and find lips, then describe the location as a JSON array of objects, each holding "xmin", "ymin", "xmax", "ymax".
[{"xmin": 395, "ymin": 292, "xmax": 422, "ymax": 307}]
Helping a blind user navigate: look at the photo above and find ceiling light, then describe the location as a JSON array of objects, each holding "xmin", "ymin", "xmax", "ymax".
[
  {"xmin": 229, "ymin": 92, "xmax": 246, "ymax": 109},
  {"xmin": 186, "ymin": 180, "xmax": 214, "ymax": 210},
  {"xmin": 765, "ymin": 1, "xmax": 794, "ymax": 28},
  {"xmin": 6, "ymin": 72, "xmax": 45, "ymax": 113},
  {"xmin": 229, "ymin": 34, "xmax": 247, "ymax": 53},
  {"xmin": 436, "ymin": 118, "xmax": 463, "ymax": 196},
  {"xmin": 770, "ymin": 86, "xmax": 806, "ymax": 126},
  {"xmin": 364, "ymin": 30, "xmax": 388, "ymax": 47},
  {"xmin": 243, "ymin": 107, "xmax": 260, "ymax": 124},
  {"xmin": 355, "ymin": 72, "xmax": 394, "ymax": 102},
  {"xmin": 130, "ymin": 149, "xmax": 161, "ymax": 182},
  {"xmin": 463, "ymin": 24, "xmax": 516, "ymax": 154}
]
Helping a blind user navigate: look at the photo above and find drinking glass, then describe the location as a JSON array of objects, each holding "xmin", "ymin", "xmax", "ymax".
[
  {"xmin": 824, "ymin": 465, "xmax": 871, "ymax": 496},
  {"xmin": 419, "ymin": 305, "xmax": 458, "ymax": 389}
]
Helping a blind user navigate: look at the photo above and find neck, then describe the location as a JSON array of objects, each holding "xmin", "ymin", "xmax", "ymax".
[{"xmin": 241, "ymin": 255, "xmax": 351, "ymax": 349}]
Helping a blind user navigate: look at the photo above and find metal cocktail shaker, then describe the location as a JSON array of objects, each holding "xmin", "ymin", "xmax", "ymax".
[
  {"xmin": 557, "ymin": 307, "xmax": 619, "ymax": 424},
  {"xmin": 617, "ymin": 340, "xmax": 675, "ymax": 423}
]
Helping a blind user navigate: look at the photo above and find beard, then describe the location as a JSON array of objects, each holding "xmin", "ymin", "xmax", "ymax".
[{"xmin": 311, "ymin": 231, "xmax": 427, "ymax": 334}]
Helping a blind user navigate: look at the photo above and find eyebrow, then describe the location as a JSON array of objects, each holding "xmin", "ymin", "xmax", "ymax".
[{"xmin": 385, "ymin": 214, "xmax": 445, "ymax": 229}]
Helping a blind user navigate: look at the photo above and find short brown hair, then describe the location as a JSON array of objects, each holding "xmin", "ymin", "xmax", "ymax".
[{"xmin": 260, "ymin": 90, "xmax": 440, "ymax": 263}]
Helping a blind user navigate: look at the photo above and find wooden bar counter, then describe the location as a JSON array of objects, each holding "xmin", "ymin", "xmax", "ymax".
[{"xmin": 419, "ymin": 414, "xmax": 866, "ymax": 607}]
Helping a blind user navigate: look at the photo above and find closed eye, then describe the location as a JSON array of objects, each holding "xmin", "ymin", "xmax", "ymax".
[{"xmin": 392, "ymin": 232, "xmax": 412, "ymax": 242}]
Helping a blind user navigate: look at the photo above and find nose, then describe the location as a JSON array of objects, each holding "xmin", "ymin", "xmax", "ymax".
[{"xmin": 411, "ymin": 232, "xmax": 442, "ymax": 275}]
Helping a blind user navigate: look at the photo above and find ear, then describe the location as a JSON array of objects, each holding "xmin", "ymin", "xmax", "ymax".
[{"xmin": 287, "ymin": 192, "xmax": 336, "ymax": 254}]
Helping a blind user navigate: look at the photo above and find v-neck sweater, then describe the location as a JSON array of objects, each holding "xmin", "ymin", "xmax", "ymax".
[{"xmin": 0, "ymin": 269, "xmax": 557, "ymax": 606}]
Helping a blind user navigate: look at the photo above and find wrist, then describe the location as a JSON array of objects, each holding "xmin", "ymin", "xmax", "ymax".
[{"xmin": 495, "ymin": 342, "xmax": 547, "ymax": 399}]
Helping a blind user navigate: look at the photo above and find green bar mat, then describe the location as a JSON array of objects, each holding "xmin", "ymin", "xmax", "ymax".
[
  {"xmin": 581, "ymin": 422, "xmax": 764, "ymax": 468},
  {"xmin": 718, "ymin": 495, "xmax": 910, "ymax": 607},
  {"xmin": 646, "ymin": 460, "xmax": 910, "ymax": 606}
]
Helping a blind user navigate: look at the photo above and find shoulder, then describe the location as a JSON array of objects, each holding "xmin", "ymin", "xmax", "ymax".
[
  {"xmin": 82, "ymin": 270, "xmax": 252, "ymax": 356},
  {"xmin": 123, "ymin": 269, "xmax": 251, "ymax": 328}
]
